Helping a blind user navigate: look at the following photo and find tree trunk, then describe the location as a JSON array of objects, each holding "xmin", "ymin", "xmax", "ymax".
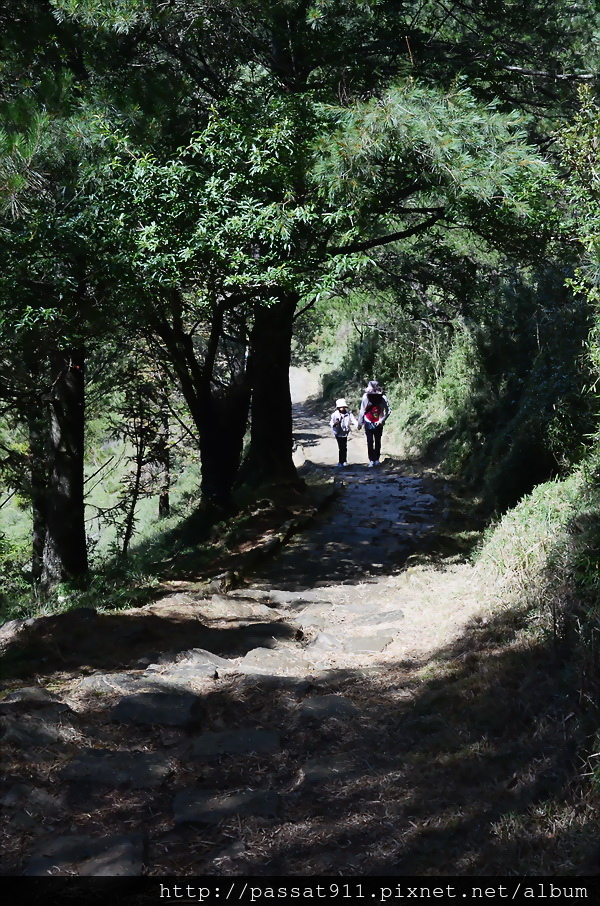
[
  {"xmin": 153, "ymin": 296, "xmax": 251, "ymax": 509},
  {"xmin": 213, "ymin": 380, "xmax": 251, "ymax": 498},
  {"xmin": 28, "ymin": 408, "xmax": 48, "ymax": 586},
  {"xmin": 191, "ymin": 371, "xmax": 251, "ymax": 509},
  {"xmin": 157, "ymin": 407, "xmax": 170, "ymax": 519},
  {"xmin": 121, "ymin": 439, "xmax": 145, "ymax": 558},
  {"xmin": 240, "ymin": 294, "xmax": 300, "ymax": 488},
  {"xmin": 41, "ymin": 348, "xmax": 88, "ymax": 591}
]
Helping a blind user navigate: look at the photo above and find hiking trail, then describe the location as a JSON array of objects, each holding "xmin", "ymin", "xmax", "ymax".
[{"xmin": 1, "ymin": 368, "xmax": 503, "ymax": 877}]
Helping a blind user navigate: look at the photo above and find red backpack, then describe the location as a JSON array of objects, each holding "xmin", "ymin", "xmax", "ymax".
[{"xmin": 364, "ymin": 393, "xmax": 383, "ymax": 423}]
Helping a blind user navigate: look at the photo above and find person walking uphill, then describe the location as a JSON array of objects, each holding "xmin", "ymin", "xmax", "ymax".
[
  {"xmin": 357, "ymin": 380, "xmax": 391, "ymax": 467},
  {"xmin": 330, "ymin": 398, "xmax": 358, "ymax": 467}
]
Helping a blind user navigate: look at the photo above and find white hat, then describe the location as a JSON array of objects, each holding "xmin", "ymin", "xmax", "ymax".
[
  {"xmin": 336, "ymin": 398, "xmax": 348, "ymax": 408},
  {"xmin": 365, "ymin": 380, "xmax": 382, "ymax": 393}
]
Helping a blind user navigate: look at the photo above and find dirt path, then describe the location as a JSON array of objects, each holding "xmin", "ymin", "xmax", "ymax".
[
  {"xmin": 4, "ymin": 371, "xmax": 580, "ymax": 878},
  {"xmin": 282, "ymin": 367, "xmax": 489, "ymax": 666}
]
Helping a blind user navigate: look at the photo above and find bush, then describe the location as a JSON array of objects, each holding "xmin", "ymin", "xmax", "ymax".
[
  {"xmin": 476, "ymin": 452, "xmax": 600, "ymax": 726},
  {"xmin": 0, "ymin": 536, "xmax": 31, "ymax": 624}
]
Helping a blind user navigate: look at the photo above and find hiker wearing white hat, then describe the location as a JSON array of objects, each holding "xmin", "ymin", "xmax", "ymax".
[
  {"xmin": 357, "ymin": 380, "xmax": 391, "ymax": 466},
  {"xmin": 330, "ymin": 398, "xmax": 358, "ymax": 467}
]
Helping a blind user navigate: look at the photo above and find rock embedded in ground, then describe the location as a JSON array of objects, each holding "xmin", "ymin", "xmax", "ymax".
[
  {"xmin": 305, "ymin": 632, "xmax": 345, "ymax": 652},
  {"xmin": 175, "ymin": 648, "xmax": 234, "ymax": 668},
  {"xmin": 0, "ymin": 686, "xmax": 65, "ymax": 706},
  {"xmin": 292, "ymin": 602, "xmax": 336, "ymax": 629},
  {"xmin": 302, "ymin": 755, "xmax": 359, "ymax": 784},
  {"xmin": 1, "ymin": 702, "xmax": 79, "ymax": 749},
  {"xmin": 342, "ymin": 600, "xmax": 385, "ymax": 616},
  {"xmin": 3, "ymin": 783, "xmax": 68, "ymax": 815},
  {"xmin": 24, "ymin": 833, "xmax": 145, "ymax": 876},
  {"xmin": 258, "ymin": 589, "xmax": 334, "ymax": 608},
  {"xmin": 79, "ymin": 672, "xmax": 152, "ymax": 695},
  {"xmin": 173, "ymin": 790, "xmax": 279, "ymax": 824},
  {"xmin": 353, "ymin": 526, "xmax": 381, "ymax": 539},
  {"xmin": 201, "ymin": 595, "xmax": 274, "ymax": 621},
  {"xmin": 191, "ymin": 728, "xmax": 281, "ymax": 759},
  {"xmin": 144, "ymin": 662, "xmax": 218, "ymax": 685},
  {"xmin": 236, "ymin": 647, "xmax": 312, "ymax": 677},
  {"xmin": 85, "ymin": 668, "xmax": 207, "ymax": 695},
  {"xmin": 146, "ymin": 650, "xmax": 237, "ymax": 685},
  {"xmin": 61, "ymin": 748, "xmax": 173, "ymax": 788},
  {"xmin": 225, "ymin": 588, "xmax": 270, "ymax": 602},
  {"xmin": 0, "ymin": 697, "xmax": 74, "ymax": 716},
  {"xmin": 348, "ymin": 609, "xmax": 405, "ymax": 627},
  {"xmin": 298, "ymin": 694, "xmax": 359, "ymax": 719},
  {"xmin": 241, "ymin": 621, "xmax": 299, "ymax": 644},
  {"xmin": 110, "ymin": 691, "xmax": 204, "ymax": 728},
  {"xmin": 342, "ymin": 632, "xmax": 396, "ymax": 653},
  {"xmin": 0, "ymin": 618, "xmax": 26, "ymax": 648},
  {"xmin": 2, "ymin": 717, "xmax": 78, "ymax": 749}
]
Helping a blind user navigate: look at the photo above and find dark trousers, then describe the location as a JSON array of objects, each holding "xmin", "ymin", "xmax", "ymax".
[
  {"xmin": 336, "ymin": 436, "xmax": 348, "ymax": 464},
  {"xmin": 365, "ymin": 424, "xmax": 383, "ymax": 461}
]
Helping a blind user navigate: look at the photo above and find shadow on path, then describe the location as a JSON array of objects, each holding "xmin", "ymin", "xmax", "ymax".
[
  {"xmin": 251, "ymin": 457, "xmax": 440, "ymax": 589},
  {"xmin": 2, "ymin": 603, "xmax": 595, "ymax": 876}
]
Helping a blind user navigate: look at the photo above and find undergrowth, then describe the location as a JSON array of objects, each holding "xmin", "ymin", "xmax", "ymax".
[
  {"xmin": 476, "ymin": 453, "xmax": 600, "ymax": 795},
  {"xmin": 319, "ymin": 266, "xmax": 593, "ymax": 513}
]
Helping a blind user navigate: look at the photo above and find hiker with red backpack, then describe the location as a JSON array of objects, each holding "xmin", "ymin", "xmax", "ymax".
[
  {"xmin": 357, "ymin": 380, "xmax": 391, "ymax": 467},
  {"xmin": 330, "ymin": 398, "xmax": 358, "ymax": 467}
]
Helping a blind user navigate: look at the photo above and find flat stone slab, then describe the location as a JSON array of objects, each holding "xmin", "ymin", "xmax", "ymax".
[
  {"xmin": 201, "ymin": 596, "xmax": 274, "ymax": 621},
  {"xmin": 411, "ymin": 494, "xmax": 437, "ymax": 506},
  {"xmin": 0, "ymin": 608, "xmax": 98, "ymax": 650},
  {"xmin": 79, "ymin": 672, "xmax": 152, "ymax": 695},
  {"xmin": 293, "ymin": 603, "xmax": 335, "ymax": 630},
  {"xmin": 1, "ymin": 709, "xmax": 79, "ymax": 748},
  {"xmin": 349, "ymin": 609, "xmax": 405, "ymax": 627},
  {"xmin": 24, "ymin": 833, "xmax": 145, "ymax": 876},
  {"xmin": 3, "ymin": 783, "xmax": 68, "ymax": 815},
  {"xmin": 299, "ymin": 694, "xmax": 359, "ymax": 719},
  {"xmin": 173, "ymin": 790, "xmax": 279, "ymax": 824},
  {"xmin": 61, "ymin": 749, "xmax": 172, "ymax": 788},
  {"xmin": 0, "ymin": 687, "xmax": 65, "ymax": 706},
  {"xmin": 355, "ymin": 547, "xmax": 389, "ymax": 564},
  {"xmin": 110, "ymin": 692, "xmax": 203, "ymax": 728},
  {"xmin": 0, "ymin": 617, "xmax": 26, "ymax": 648},
  {"xmin": 342, "ymin": 601, "xmax": 384, "ymax": 616},
  {"xmin": 79, "ymin": 668, "xmax": 216, "ymax": 696},
  {"xmin": 353, "ymin": 526, "xmax": 381, "ymax": 538},
  {"xmin": 144, "ymin": 663, "xmax": 218, "ymax": 684},
  {"xmin": 241, "ymin": 621, "xmax": 298, "ymax": 641},
  {"xmin": 302, "ymin": 755, "xmax": 359, "ymax": 784},
  {"xmin": 305, "ymin": 632, "xmax": 344, "ymax": 653},
  {"xmin": 258, "ymin": 589, "xmax": 334, "ymax": 608},
  {"xmin": 236, "ymin": 647, "xmax": 311, "ymax": 676},
  {"xmin": 191, "ymin": 728, "xmax": 281, "ymax": 759},
  {"xmin": 144, "ymin": 591, "xmax": 198, "ymax": 609},
  {"xmin": 176, "ymin": 648, "xmax": 233, "ymax": 668},
  {"xmin": 343, "ymin": 633, "xmax": 395, "ymax": 653},
  {"xmin": 223, "ymin": 589, "xmax": 270, "ymax": 602}
]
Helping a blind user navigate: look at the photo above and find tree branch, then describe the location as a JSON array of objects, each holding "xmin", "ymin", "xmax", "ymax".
[
  {"xmin": 502, "ymin": 66, "xmax": 595, "ymax": 82},
  {"xmin": 330, "ymin": 214, "xmax": 444, "ymax": 255},
  {"xmin": 294, "ymin": 298, "xmax": 317, "ymax": 321}
]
